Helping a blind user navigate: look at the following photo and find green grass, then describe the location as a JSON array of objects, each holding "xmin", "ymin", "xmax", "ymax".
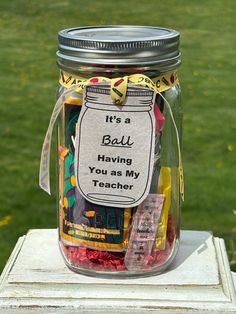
[{"xmin": 0, "ymin": 0, "xmax": 236, "ymax": 272}]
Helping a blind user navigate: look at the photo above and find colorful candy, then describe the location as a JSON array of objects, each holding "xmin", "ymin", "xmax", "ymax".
[
  {"xmin": 61, "ymin": 214, "xmax": 175, "ymax": 272},
  {"xmin": 58, "ymin": 95, "xmax": 176, "ymax": 273}
]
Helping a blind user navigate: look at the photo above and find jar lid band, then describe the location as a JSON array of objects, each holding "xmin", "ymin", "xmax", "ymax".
[{"xmin": 57, "ymin": 26, "xmax": 180, "ymax": 68}]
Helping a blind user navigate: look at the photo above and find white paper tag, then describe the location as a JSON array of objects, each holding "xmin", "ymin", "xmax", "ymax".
[
  {"xmin": 74, "ymin": 84, "xmax": 156, "ymax": 208},
  {"xmin": 124, "ymin": 194, "xmax": 165, "ymax": 270}
]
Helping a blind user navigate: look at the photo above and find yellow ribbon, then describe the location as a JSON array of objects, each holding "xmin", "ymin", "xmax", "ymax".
[{"xmin": 59, "ymin": 70, "xmax": 178, "ymax": 104}]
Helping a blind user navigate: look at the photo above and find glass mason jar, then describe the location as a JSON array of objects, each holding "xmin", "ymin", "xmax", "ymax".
[{"xmin": 55, "ymin": 25, "xmax": 182, "ymax": 278}]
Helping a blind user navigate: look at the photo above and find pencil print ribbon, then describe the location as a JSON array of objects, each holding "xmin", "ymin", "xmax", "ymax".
[
  {"xmin": 39, "ymin": 71, "xmax": 184, "ymax": 201},
  {"xmin": 59, "ymin": 70, "xmax": 178, "ymax": 104}
]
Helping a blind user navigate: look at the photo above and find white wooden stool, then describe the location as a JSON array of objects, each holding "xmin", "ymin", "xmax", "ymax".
[{"xmin": 0, "ymin": 229, "xmax": 235, "ymax": 313}]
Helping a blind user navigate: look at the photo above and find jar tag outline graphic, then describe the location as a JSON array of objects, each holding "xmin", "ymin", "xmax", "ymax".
[{"xmin": 74, "ymin": 83, "xmax": 156, "ymax": 208}]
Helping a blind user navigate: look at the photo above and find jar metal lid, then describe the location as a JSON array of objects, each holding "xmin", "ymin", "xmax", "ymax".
[{"xmin": 57, "ymin": 25, "xmax": 180, "ymax": 68}]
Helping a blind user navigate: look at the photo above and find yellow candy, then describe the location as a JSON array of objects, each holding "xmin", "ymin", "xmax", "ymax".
[
  {"xmin": 65, "ymin": 96, "xmax": 83, "ymax": 106},
  {"xmin": 63, "ymin": 197, "xmax": 69, "ymax": 209},
  {"xmin": 84, "ymin": 211, "xmax": 96, "ymax": 218},
  {"xmin": 156, "ymin": 167, "xmax": 171, "ymax": 249},
  {"xmin": 70, "ymin": 175, "xmax": 76, "ymax": 187}
]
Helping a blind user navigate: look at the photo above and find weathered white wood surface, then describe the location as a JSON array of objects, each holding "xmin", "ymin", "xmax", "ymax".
[{"xmin": 0, "ymin": 229, "xmax": 235, "ymax": 313}]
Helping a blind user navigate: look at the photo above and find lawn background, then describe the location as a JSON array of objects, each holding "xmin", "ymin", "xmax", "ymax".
[{"xmin": 0, "ymin": 0, "xmax": 236, "ymax": 272}]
